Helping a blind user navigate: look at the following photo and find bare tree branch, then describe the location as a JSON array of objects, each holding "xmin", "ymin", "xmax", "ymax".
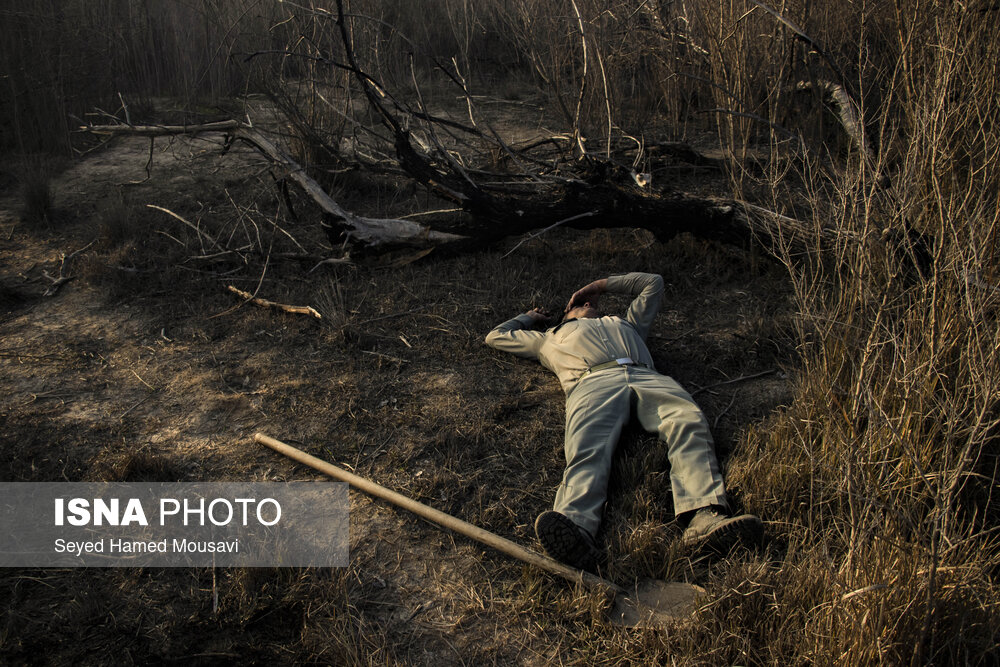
[{"xmin": 85, "ymin": 122, "xmax": 466, "ymax": 248}]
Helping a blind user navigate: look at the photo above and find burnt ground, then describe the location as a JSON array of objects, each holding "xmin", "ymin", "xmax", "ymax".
[{"xmin": 0, "ymin": 117, "xmax": 797, "ymax": 664}]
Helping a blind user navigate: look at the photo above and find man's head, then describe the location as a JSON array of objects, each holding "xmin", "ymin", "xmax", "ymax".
[{"xmin": 563, "ymin": 302, "xmax": 599, "ymax": 321}]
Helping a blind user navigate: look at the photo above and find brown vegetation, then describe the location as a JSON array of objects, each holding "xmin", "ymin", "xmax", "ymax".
[{"xmin": 1, "ymin": 0, "xmax": 998, "ymax": 664}]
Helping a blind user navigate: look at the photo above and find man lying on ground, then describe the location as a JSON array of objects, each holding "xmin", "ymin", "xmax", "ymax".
[{"xmin": 486, "ymin": 272, "xmax": 763, "ymax": 570}]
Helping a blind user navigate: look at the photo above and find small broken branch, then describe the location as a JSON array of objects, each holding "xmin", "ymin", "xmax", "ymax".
[
  {"xmin": 83, "ymin": 120, "xmax": 244, "ymax": 136},
  {"xmin": 226, "ymin": 285, "xmax": 322, "ymax": 320},
  {"xmin": 309, "ymin": 256, "xmax": 353, "ymax": 273},
  {"xmin": 127, "ymin": 137, "xmax": 155, "ymax": 185},
  {"xmin": 41, "ymin": 240, "xmax": 96, "ymax": 296},
  {"xmin": 41, "ymin": 271, "xmax": 74, "ymax": 296}
]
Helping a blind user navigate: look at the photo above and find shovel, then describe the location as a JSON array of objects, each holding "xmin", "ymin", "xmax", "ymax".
[{"xmin": 255, "ymin": 432, "xmax": 704, "ymax": 628}]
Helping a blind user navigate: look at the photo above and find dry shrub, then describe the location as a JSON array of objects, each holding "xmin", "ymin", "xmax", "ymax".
[
  {"xmin": 95, "ymin": 190, "xmax": 141, "ymax": 248},
  {"xmin": 316, "ymin": 275, "xmax": 351, "ymax": 331},
  {"xmin": 718, "ymin": 2, "xmax": 1000, "ymax": 663}
]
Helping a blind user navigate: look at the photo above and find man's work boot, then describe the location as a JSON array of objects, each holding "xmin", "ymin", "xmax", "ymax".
[
  {"xmin": 534, "ymin": 511, "xmax": 602, "ymax": 572},
  {"xmin": 681, "ymin": 506, "xmax": 764, "ymax": 554}
]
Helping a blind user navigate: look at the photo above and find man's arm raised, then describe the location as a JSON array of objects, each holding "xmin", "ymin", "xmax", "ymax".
[
  {"xmin": 484, "ymin": 309, "xmax": 550, "ymax": 360},
  {"xmin": 566, "ymin": 274, "xmax": 664, "ymax": 337},
  {"xmin": 566, "ymin": 273, "xmax": 664, "ymax": 338},
  {"xmin": 607, "ymin": 272, "xmax": 665, "ymax": 340}
]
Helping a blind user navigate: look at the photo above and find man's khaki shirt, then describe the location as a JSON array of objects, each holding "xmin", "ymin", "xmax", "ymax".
[{"xmin": 485, "ymin": 272, "xmax": 665, "ymax": 395}]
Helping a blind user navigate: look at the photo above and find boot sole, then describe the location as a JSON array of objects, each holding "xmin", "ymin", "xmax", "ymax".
[{"xmin": 534, "ymin": 511, "xmax": 600, "ymax": 571}]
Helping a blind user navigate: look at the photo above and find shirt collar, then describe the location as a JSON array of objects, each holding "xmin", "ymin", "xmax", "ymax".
[{"xmin": 549, "ymin": 318, "xmax": 578, "ymax": 334}]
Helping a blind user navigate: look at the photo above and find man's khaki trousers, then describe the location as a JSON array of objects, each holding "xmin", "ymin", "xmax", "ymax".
[{"xmin": 553, "ymin": 366, "xmax": 728, "ymax": 537}]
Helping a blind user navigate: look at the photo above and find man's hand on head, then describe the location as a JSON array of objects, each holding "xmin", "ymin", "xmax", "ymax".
[{"xmin": 565, "ymin": 278, "xmax": 608, "ymax": 312}]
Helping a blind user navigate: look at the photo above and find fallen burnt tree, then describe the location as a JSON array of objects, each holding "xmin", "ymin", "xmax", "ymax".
[
  {"xmin": 80, "ymin": 0, "xmax": 868, "ymax": 262},
  {"xmin": 83, "ymin": 117, "xmax": 832, "ymax": 258}
]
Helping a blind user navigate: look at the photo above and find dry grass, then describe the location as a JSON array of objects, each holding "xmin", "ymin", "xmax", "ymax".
[
  {"xmin": 719, "ymin": 2, "xmax": 1000, "ymax": 663},
  {"xmin": 2, "ymin": 0, "xmax": 999, "ymax": 664},
  {"xmin": 0, "ymin": 146, "xmax": 792, "ymax": 662}
]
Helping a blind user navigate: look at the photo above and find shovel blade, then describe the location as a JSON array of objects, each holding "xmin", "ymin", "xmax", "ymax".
[{"xmin": 609, "ymin": 578, "xmax": 705, "ymax": 628}]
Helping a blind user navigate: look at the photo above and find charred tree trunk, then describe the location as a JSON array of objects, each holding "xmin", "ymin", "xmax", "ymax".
[{"xmin": 81, "ymin": 119, "xmax": 838, "ymax": 258}]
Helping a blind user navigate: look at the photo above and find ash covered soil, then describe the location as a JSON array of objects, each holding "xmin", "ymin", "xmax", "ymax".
[{"xmin": 0, "ymin": 124, "xmax": 796, "ymax": 664}]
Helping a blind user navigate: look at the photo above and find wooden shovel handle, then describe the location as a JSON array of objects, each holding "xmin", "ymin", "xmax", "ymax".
[{"xmin": 254, "ymin": 432, "xmax": 620, "ymax": 596}]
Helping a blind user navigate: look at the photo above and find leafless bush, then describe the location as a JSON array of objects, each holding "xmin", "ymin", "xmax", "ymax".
[{"xmin": 723, "ymin": 2, "xmax": 1000, "ymax": 662}]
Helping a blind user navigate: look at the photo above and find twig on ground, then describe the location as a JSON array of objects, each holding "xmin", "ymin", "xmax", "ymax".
[
  {"xmin": 360, "ymin": 350, "xmax": 407, "ymax": 364},
  {"xmin": 41, "ymin": 271, "xmax": 75, "ymax": 296},
  {"xmin": 127, "ymin": 137, "xmax": 155, "ymax": 185},
  {"xmin": 147, "ymin": 205, "xmax": 218, "ymax": 251},
  {"xmin": 23, "ymin": 390, "xmax": 76, "ymax": 406},
  {"xmin": 714, "ymin": 392, "xmax": 739, "ymax": 429},
  {"xmin": 119, "ymin": 394, "xmax": 153, "ymax": 420},
  {"xmin": 309, "ymin": 256, "xmax": 353, "ymax": 273},
  {"xmin": 355, "ymin": 307, "xmax": 429, "ymax": 327},
  {"xmin": 692, "ymin": 369, "xmax": 777, "ymax": 396},
  {"xmin": 226, "ymin": 285, "xmax": 322, "ymax": 320},
  {"xmin": 209, "ymin": 228, "xmax": 273, "ymax": 320},
  {"xmin": 64, "ymin": 240, "xmax": 96, "ymax": 264},
  {"xmin": 130, "ymin": 368, "xmax": 157, "ymax": 391},
  {"xmin": 399, "ymin": 208, "xmax": 463, "ymax": 219}
]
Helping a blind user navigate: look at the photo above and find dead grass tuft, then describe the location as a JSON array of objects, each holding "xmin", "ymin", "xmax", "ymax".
[
  {"xmin": 95, "ymin": 190, "xmax": 142, "ymax": 249},
  {"xmin": 16, "ymin": 159, "xmax": 55, "ymax": 225}
]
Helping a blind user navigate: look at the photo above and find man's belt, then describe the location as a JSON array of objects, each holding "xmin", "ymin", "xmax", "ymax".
[{"xmin": 581, "ymin": 357, "xmax": 648, "ymax": 378}]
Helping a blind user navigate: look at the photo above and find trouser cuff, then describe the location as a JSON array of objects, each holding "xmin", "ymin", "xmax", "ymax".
[{"xmin": 673, "ymin": 493, "xmax": 729, "ymax": 518}]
